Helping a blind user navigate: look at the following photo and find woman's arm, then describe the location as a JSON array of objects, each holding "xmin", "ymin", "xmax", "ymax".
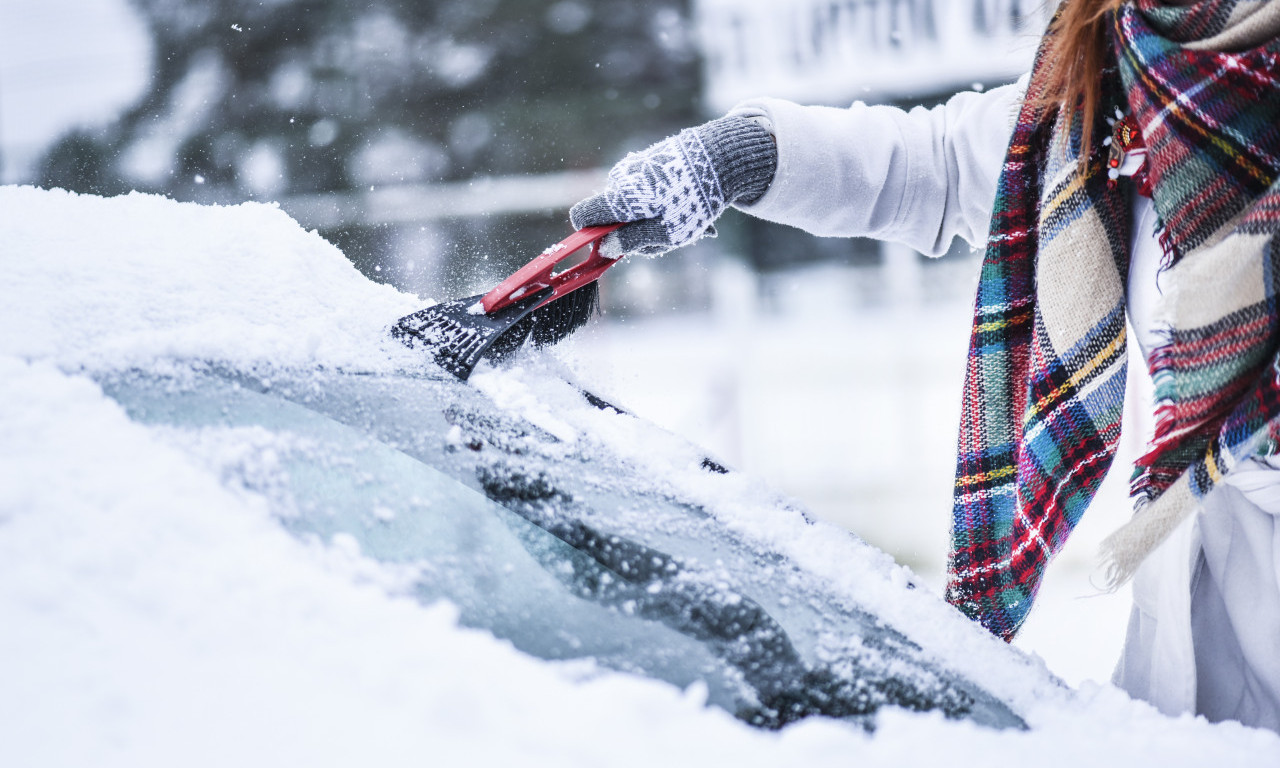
[{"xmin": 731, "ymin": 79, "xmax": 1026, "ymax": 257}]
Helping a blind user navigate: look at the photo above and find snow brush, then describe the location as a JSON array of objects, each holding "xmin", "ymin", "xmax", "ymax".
[{"xmin": 391, "ymin": 223, "xmax": 624, "ymax": 380}]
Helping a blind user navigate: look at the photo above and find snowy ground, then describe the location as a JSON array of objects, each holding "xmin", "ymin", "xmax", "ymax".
[{"xmin": 2, "ymin": 185, "xmax": 1278, "ymax": 766}]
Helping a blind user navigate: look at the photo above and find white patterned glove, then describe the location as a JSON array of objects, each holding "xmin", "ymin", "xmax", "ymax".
[{"xmin": 570, "ymin": 115, "xmax": 777, "ymax": 257}]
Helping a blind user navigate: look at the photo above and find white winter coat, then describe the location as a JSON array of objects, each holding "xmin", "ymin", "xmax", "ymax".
[{"xmin": 729, "ymin": 82, "xmax": 1280, "ymax": 733}]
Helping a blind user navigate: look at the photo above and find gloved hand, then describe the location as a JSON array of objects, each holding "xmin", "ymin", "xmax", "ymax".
[{"xmin": 570, "ymin": 115, "xmax": 777, "ymax": 258}]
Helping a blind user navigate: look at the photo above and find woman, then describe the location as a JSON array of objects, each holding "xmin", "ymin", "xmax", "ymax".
[{"xmin": 571, "ymin": 0, "xmax": 1280, "ymax": 732}]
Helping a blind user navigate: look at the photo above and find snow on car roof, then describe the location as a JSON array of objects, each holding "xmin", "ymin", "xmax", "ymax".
[
  {"xmin": 0, "ymin": 185, "xmax": 423, "ymax": 373},
  {"xmin": 1, "ymin": 185, "xmax": 1276, "ymax": 765}
]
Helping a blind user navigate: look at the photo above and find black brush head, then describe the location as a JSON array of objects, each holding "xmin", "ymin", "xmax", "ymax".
[
  {"xmin": 529, "ymin": 281, "xmax": 600, "ymax": 348},
  {"xmin": 391, "ymin": 282, "xmax": 599, "ymax": 380},
  {"xmin": 390, "ymin": 289, "xmax": 547, "ymax": 380}
]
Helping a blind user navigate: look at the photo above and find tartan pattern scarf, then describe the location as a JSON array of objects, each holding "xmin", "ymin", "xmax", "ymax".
[{"xmin": 946, "ymin": 0, "xmax": 1280, "ymax": 641}]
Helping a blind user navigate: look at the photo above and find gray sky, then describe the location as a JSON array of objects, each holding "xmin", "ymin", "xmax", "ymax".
[{"xmin": 0, "ymin": 0, "xmax": 151, "ymax": 182}]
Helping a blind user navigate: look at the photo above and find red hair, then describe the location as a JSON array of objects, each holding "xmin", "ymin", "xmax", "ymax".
[{"xmin": 1038, "ymin": 0, "xmax": 1125, "ymax": 157}]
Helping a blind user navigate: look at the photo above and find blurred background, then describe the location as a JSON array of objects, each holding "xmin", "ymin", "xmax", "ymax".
[{"xmin": 1, "ymin": 0, "xmax": 1135, "ymax": 684}]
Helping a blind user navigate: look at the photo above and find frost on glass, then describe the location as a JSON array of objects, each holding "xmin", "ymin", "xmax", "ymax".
[{"xmin": 98, "ymin": 365, "xmax": 1023, "ymax": 731}]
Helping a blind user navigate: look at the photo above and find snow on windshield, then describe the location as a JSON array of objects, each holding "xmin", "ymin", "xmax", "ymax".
[{"xmin": 1, "ymin": 185, "xmax": 1277, "ymax": 766}]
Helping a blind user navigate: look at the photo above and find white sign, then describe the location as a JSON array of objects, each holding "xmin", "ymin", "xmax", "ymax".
[{"xmin": 697, "ymin": 0, "xmax": 1055, "ymax": 111}]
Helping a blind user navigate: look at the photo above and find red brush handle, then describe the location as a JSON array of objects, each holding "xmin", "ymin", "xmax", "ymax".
[{"xmin": 481, "ymin": 223, "xmax": 625, "ymax": 314}]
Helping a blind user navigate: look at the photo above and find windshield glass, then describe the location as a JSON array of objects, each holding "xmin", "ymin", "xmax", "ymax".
[{"xmin": 98, "ymin": 365, "xmax": 1022, "ymax": 730}]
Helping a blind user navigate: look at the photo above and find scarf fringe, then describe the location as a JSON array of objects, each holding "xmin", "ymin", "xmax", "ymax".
[{"xmin": 1099, "ymin": 477, "xmax": 1197, "ymax": 589}]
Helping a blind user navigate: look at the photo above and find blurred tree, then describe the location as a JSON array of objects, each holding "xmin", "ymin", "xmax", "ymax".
[
  {"xmin": 39, "ymin": 0, "xmax": 700, "ymax": 200},
  {"xmin": 39, "ymin": 131, "xmax": 128, "ymax": 197}
]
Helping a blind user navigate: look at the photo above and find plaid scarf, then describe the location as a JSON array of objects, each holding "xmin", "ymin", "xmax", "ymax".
[{"xmin": 946, "ymin": 0, "xmax": 1280, "ymax": 641}]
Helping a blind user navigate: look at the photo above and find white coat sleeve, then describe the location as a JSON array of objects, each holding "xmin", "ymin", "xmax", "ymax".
[{"xmin": 728, "ymin": 79, "xmax": 1026, "ymax": 257}]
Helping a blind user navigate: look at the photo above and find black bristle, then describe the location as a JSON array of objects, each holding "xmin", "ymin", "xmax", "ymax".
[
  {"xmin": 529, "ymin": 281, "xmax": 600, "ymax": 348},
  {"xmin": 390, "ymin": 279, "xmax": 594, "ymax": 380},
  {"xmin": 484, "ymin": 314, "xmax": 534, "ymax": 362}
]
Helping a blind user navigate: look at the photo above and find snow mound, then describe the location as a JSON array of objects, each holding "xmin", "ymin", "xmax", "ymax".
[{"xmin": 0, "ymin": 185, "xmax": 423, "ymax": 371}]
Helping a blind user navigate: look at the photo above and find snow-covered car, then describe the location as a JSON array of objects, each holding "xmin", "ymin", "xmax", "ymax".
[{"xmin": 4, "ymin": 186, "xmax": 1277, "ymax": 766}]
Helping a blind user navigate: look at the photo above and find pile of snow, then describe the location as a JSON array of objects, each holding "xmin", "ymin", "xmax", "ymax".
[
  {"xmin": 1, "ymin": 186, "xmax": 1278, "ymax": 766},
  {"xmin": 0, "ymin": 186, "xmax": 422, "ymax": 372}
]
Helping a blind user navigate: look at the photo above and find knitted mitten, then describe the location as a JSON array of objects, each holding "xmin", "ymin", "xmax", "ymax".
[{"xmin": 570, "ymin": 115, "xmax": 777, "ymax": 257}]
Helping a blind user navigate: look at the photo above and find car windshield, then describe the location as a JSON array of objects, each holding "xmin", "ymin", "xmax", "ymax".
[{"xmin": 97, "ymin": 364, "xmax": 1022, "ymax": 730}]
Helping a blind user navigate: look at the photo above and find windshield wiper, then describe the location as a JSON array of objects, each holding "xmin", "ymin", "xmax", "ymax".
[{"xmin": 477, "ymin": 461, "xmax": 1015, "ymax": 731}]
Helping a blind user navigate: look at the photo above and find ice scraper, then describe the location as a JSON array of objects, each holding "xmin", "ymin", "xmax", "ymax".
[{"xmin": 391, "ymin": 223, "xmax": 623, "ymax": 380}]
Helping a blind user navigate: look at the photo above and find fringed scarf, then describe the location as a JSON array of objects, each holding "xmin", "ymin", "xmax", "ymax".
[{"xmin": 946, "ymin": 0, "xmax": 1280, "ymax": 641}]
